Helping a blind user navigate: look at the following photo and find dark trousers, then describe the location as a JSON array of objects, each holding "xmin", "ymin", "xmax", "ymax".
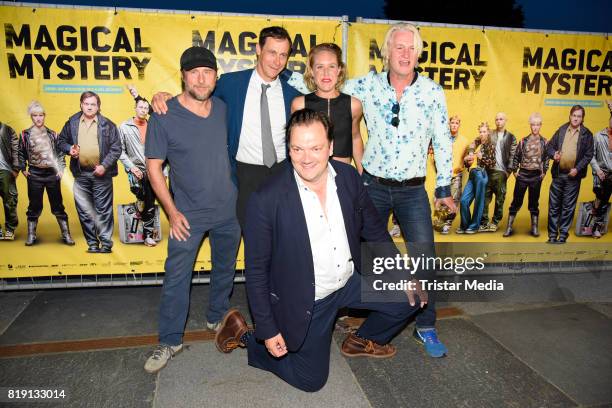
[
  {"xmin": 26, "ymin": 167, "xmax": 68, "ymax": 221},
  {"xmin": 130, "ymin": 174, "xmax": 156, "ymax": 239},
  {"xmin": 593, "ymin": 176, "xmax": 612, "ymax": 231},
  {"xmin": 548, "ymin": 175, "xmax": 581, "ymax": 240},
  {"xmin": 236, "ymin": 160, "xmax": 285, "ymax": 227},
  {"xmin": 159, "ymin": 217, "xmax": 241, "ymax": 345},
  {"xmin": 481, "ymin": 169, "xmax": 507, "ymax": 225},
  {"xmin": 362, "ymin": 172, "xmax": 437, "ymax": 328},
  {"xmin": 508, "ymin": 169, "xmax": 542, "ymax": 216},
  {"xmin": 0, "ymin": 169, "xmax": 18, "ymax": 231},
  {"xmin": 73, "ymin": 172, "xmax": 114, "ymax": 248},
  {"xmin": 247, "ymin": 272, "xmax": 419, "ymax": 392}
]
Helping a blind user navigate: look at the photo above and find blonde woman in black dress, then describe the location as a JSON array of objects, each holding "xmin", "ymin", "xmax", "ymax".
[{"xmin": 291, "ymin": 43, "xmax": 364, "ymax": 174}]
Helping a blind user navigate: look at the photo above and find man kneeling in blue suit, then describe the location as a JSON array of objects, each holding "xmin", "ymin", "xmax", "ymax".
[{"xmin": 214, "ymin": 109, "xmax": 427, "ymax": 392}]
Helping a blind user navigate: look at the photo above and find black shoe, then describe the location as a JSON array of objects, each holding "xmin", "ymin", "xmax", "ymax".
[
  {"xmin": 99, "ymin": 246, "xmax": 112, "ymax": 253},
  {"xmin": 87, "ymin": 245, "xmax": 100, "ymax": 253},
  {"xmin": 556, "ymin": 237, "xmax": 567, "ymax": 244},
  {"xmin": 546, "ymin": 238, "xmax": 557, "ymax": 244}
]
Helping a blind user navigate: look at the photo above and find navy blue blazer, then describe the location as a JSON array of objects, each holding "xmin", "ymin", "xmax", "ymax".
[
  {"xmin": 214, "ymin": 69, "xmax": 302, "ymax": 182},
  {"xmin": 243, "ymin": 160, "xmax": 394, "ymax": 351}
]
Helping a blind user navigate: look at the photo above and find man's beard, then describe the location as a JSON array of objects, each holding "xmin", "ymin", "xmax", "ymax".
[{"xmin": 188, "ymin": 87, "xmax": 211, "ymax": 102}]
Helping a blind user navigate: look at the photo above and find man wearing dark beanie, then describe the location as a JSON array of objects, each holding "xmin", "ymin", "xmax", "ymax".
[{"xmin": 144, "ymin": 46, "xmax": 241, "ymax": 373}]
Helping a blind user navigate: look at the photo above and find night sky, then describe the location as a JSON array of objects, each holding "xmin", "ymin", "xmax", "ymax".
[{"xmin": 13, "ymin": 0, "xmax": 611, "ymax": 33}]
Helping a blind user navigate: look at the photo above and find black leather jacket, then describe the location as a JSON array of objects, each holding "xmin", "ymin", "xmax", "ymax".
[
  {"xmin": 58, "ymin": 112, "xmax": 121, "ymax": 178},
  {"xmin": 546, "ymin": 123, "xmax": 594, "ymax": 179}
]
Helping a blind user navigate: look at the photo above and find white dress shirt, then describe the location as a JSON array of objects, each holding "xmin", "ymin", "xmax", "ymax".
[
  {"xmin": 294, "ymin": 165, "xmax": 354, "ymax": 300},
  {"xmin": 236, "ymin": 70, "xmax": 287, "ymax": 165}
]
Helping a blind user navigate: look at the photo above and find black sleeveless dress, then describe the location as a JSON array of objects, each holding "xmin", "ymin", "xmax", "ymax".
[{"xmin": 304, "ymin": 92, "xmax": 352, "ymax": 157}]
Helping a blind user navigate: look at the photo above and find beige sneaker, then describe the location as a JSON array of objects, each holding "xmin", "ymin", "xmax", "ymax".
[
  {"xmin": 144, "ymin": 237, "xmax": 157, "ymax": 247},
  {"xmin": 3, "ymin": 230, "xmax": 15, "ymax": 240},
  {"xmin": 144, "ymin": 344, "xmax": 183, "ymax": 374},
  {"xmin": 478, "ymin": 222, "xmax": 497, "ymax": 233}
]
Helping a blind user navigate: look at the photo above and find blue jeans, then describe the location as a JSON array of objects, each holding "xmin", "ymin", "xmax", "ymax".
[
  {"xmin": 460, "ymin": 168, "xmax": 488, "ymax": 231},
  {"xmin": 73, "ymin": 172, "xmax": 114, "ymax": 248},
  {"xmin": 158, "ymin": 216, "xmax": 241, "ymax": 346},
  {"xmin": 361, "ymin": 172, "xmax": 437, "ymax": 328}
]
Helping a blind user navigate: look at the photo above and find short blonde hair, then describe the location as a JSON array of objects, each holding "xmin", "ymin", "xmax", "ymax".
[
  {"xmin": 381, "ymin": 23, "xmax": 423, "ymax": 71},
  {"xmin": 478, "ymin": 122, "xmax": 491, "ymax": 133},
  {"xmin": 27, "ymin": 100, "xmax": 45, "ymax": 116},
  {"xmin": 303, "ymin": 43, "xmax": 346, "ymax": 92},
  {"xmin": 528, "ymin": 112, "xmax": 542, "ymax": 124},
  {"xmin": 495, "ymin": 112, "xmax": 507, "ymax": 120},
  {"xmin": 449, "ymin": 115, "xmax": 461, "ymax": 124}
]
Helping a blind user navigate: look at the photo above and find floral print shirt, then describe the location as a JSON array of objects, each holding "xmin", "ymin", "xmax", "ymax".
[{"xmin": 289, "ymin": 71, "xmax": 452, "ymax": 198}]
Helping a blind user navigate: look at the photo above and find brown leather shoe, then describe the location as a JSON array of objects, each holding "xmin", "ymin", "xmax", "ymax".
[
  {"xmin": 341, "ymin": 333, "xmax": 397, "ymax": 358},
  {"xmin": 215, "ymin": 309, "xmax": 248, "ymax": 353}
]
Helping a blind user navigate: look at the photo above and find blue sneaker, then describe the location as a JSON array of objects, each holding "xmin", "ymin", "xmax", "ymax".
[{"xmin": 413, "ymin": 328, "xmax": 447, "ymax": 358}]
